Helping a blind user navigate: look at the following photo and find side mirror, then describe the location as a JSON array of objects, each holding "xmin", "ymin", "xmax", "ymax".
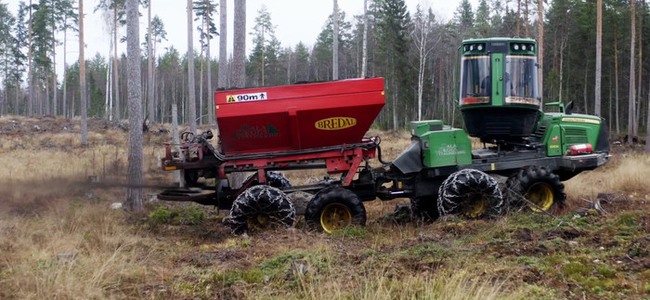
[{"xmin": 564, "ymin": 101, "xmax": 574, "ymax": 115}]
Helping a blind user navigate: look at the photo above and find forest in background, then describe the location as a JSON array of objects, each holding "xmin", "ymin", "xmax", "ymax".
[{"xmin": 0, "ymin": 0, "xmax": 648, "ymax": 137}]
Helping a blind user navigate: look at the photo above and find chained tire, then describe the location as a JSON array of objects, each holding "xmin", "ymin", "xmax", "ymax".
[
  {"xmin": 437, "ymin": 169, "xmax": 504, "ymax": 219},
  {"xmin": 229, "ymin": 185, "xmax": 296, "ymax": 235},
  {"xmin": 266, "ymin": 171, "xmax": 292, "ymax": 188},
  {"xmin": 505, "ymin": 166, "xmax": 566, "ymax": 212},
  {"xmin": 305, "ymin": 187, "xmax": 366, "ymax": 233},
  {"xmin": 411, "ymin": 196, "xmax": 440, "ymax": 221}
]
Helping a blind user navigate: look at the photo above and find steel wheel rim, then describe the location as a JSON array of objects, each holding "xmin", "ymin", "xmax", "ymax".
[
  {"xmin": 527, "ymin": 183, "xmax": 554, "ymax": 211},
  {"xmin": 320, "ymin": 203, "xmax": 352, "ymax": 233},
  {"xmin": 463, "ymin": 195, "xmax": 488, "ymax": 218},
  {"xmin": 248, "ymin": 214, "xmax": 270, "ymax": 229}
]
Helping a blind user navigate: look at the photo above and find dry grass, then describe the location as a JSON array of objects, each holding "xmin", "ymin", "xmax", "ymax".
[
  {"xmin": 1, "ymin": 116, "xmax": 649, "ymax": 299},
  {"xmin": 564, "ymin": 153, "xmax": 650, "ymax": 200}
]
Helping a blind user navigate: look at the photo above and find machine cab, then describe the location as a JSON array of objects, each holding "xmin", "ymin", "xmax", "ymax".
[{"xmin": 458, "ymin": 38, "xmax": 542, "ymax": 143}]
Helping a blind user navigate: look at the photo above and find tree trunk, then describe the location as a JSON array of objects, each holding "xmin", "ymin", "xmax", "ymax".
[
  {"xmin": 233, "ymin": 0, "xmax": 246, "ymax": 88},
  {"xmin": 584, "ymin": 67, "xmax": 589, "ymax": 113},
  {"xmin": 51, "ymin": 21, "xmax": 57, "ymax": 116},
  {"xmin": 206, "ymin": 8, "xmax": 214, "ymax": 125},
  {"xmin": 594, "ymin": 0, "xmax": 602, "ymax": 116},
  {"xmin": 199, "ymin": 50, "xmax": 204, "ymax": 124},
  {"xmin": 217, "ymin": 0, "xmax": 227, "ymax": 128},
  {"xmin": 635, "ymin": 5, "xmax": 643, "ymax": 137},
  {"xmin": 537, "ymin": 0, "xmax": 544, "ymax": 102},
  {"xmin": 615, "ymin": 27, "xmax": 620, "ymax": 133},
  {"xmin": 218, "ymin": 0, "xmax": 227, "ymax": 90},
  {"xmin": 63, "ymin": 22, "xmax": 68, "ymax": 119},
  {"xmin": 187, "ymin": 0, "xmax": 197, "ymax": 133},
  {"xmin": 524, "ymin": 0, "xmax": 529, "ymax": 37},
  {"xmin": 332, "ymin": 0, "xmax": 339, "ymax": 80},
  {"xmin": 628, "ymin": 0, "xmax": 636, "ymax": 145},
  {"xmin": 105, "ymin": 28, "xmax": 112, "ymax": 120},
  {"xmin": 516, "ymin": 0, "xmax": 521, "ymax": 36},
  {"xmin": 361, "ymin": 0, "xmax": 368, "ymax": 78},
  {"xmin": 646, "ymin": 80, "xmax": 650, "ymax": 151},
  {"xmin": 28, "ymin": 0, "xmax": 33, "ymax": 116},
  {"xmin": 125, "ymin": 0, "xmax": 144, "ymax": 212},
  {"xmin": 113, "ymin": 6, "xmax": 120, "ymax": 120},
  {"xmin": 79, "ymin": 0, "xmax": 88, "ymax": 145},
  {"xmin": 148, "ymin": 0, "xmax": 155, "ymax": 124}
]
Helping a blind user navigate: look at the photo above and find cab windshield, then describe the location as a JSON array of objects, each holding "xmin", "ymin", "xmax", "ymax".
[
  {"xmin": 459, "ymin": 56, "xmax": 490, "ymax": 105},
  {"xmin": 504, "ymin": 56, "xmax": 540, "ymax": 106}
]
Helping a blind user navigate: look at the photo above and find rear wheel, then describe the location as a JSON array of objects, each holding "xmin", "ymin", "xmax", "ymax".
[
  {"xmin": 229, "ymin": 185, "xmax": 296, "ymax": 235},
  {"xmin": 505, "ymin": 166, "xmax": 565, "ymax": 212},
  {"xmin": 184, "ymin": 170, "xmax": 199, "ymax": 187},
  {"xmin": 437, "ymin": 169, "xmax": 503, "ymax": 218},
  {"xmin": 411, "ymin": 196, "xmax": 440, "ymax": 221},
  {"xmin": 305, "ymin": 187, "xmax": 366, "ymax": 233}
]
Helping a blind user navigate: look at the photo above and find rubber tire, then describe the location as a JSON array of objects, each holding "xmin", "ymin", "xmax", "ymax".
[
  {"xmin": 229, "ymin": 185, "xmax": 296, "ymax": 235},
  {"xmin": 505, "ymin": 166, "xmax": 566, "ymax": 211},
  {"xmin": 184, "ymin": 170, "xmax": 199, "ymax": 187},
  {"xmin": 437, "ymin": 169, "xmax": 504, "ymax": 219},
  {"xmin": 411, "ymin": 196, "xmax": 440, "ymax": 221},
  {"xmin": 266, "ymin": 171, "xmax": 292, "ymax": 188},
  {"xmin": 305, "ymin": 187, "xmax": 366, "ymax": 233}
]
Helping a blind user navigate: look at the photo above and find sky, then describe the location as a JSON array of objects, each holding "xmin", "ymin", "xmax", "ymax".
[{"xmin": 4, "ymin": 0, "xmax": 476, "ymax": 76}]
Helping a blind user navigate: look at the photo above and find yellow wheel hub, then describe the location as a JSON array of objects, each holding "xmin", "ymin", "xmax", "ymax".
[
  {"xmin": 463, "ymin": 196, "xmax": 488, "ymax": 218},
  {"xmin": 527, "ymin": 183, "xmax": 554, "ymax": 211},
  {"xmin": 247, "ymin": 214, "xmax": 270, "ymax": 229},
  {"xmin": 320, "ymin": 203, "xmax": 352, "ymax": 233}
]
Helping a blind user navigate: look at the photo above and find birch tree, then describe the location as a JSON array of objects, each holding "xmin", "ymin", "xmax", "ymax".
[
  {"xmin": 79, "ymin": 0, "xmax": 87, "ymax": 145},
  {"xmin": 412, "ymin": 6, "xmax": 436, "ymax": 121},
  {"xmin": 187, "ymin": 0, "xmax": 197, "ymax": 133},
  {"xmin": 147, "ymin": 0, "xmax": 154, "ymax": 124},
  {"xmin": 332, "ymin": 0, "xmax": 339, "ymax": 80},
  {"xmin": 361, "ymin": 0, "xmax": 368, "ymax": 78}
]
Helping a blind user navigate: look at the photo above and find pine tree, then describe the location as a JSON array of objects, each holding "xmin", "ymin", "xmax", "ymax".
[
  {"xmin": 124, "ymin": 0, "xmax": 144, "ymax": 212},
  {"xmin": 194, "ymin": 0, "xmax": 217, "ymax": 124},
  {"xmin": 232, "ymin": 0, "xmax": 246, "ymax": 88},
  {"xmin": 375, "ymin": 0, "xmax": 412, "ymax": 129},
  {"xmin": 0, "ymin": 2, "xmax": 16, "ymax": 116},
  {"xmin": 248, "ymin": 5, "xmax": 279, "ymax": 86}
]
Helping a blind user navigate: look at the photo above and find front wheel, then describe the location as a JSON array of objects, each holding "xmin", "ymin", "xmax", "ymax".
[
  {"xmin": 305, "ymin": 187, "xmax": 366, "ymax": 233},
  {"xmin": 229, "ymin": 185, "xmax": 296, "ymax": 235},
  {"xmin": 505, "ymin": 166, "xmax": 566, "ymax": 212},
  {"xmin": 437, "ymin": 169, "xmax": 504, "ymax": 219}
]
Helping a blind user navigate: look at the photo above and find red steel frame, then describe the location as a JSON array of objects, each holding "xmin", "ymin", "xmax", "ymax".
[{"xmin": 162, "ymin": 138, "xmax": 379, "ymax": 187}]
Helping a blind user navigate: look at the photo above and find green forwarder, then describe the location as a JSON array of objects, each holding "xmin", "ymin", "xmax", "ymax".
[{"xmin": 391, "ymin": 37, "xmax": 609, "ymax": 220}]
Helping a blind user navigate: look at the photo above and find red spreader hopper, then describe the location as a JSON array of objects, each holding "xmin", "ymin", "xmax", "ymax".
[{"xmin": 215, "ymin": 78, "xmax": 385, "ymax": 155}]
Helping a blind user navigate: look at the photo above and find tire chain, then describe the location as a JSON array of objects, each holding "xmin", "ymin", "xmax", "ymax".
[
  {"xmin": 229, "ymin": 185, "xmax": 296, "ymax": 235},
  {"xmin": 437, "ymin": 169, "xmax": 504, "ymax": 218}
]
